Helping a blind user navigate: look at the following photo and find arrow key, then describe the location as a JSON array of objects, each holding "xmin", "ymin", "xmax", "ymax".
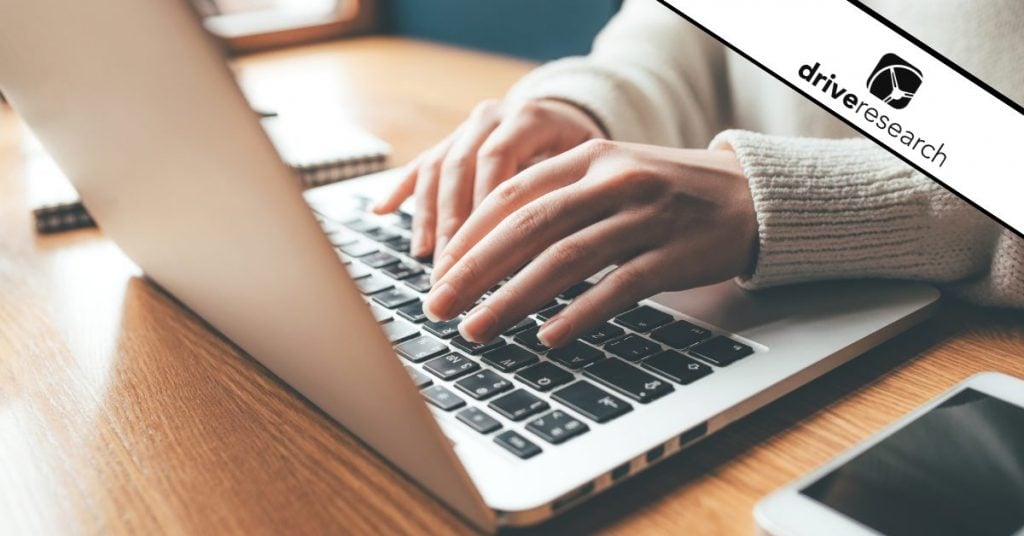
[{"xmin": 526, "ymin": 410, "xmax": 589, "ymax": 444}]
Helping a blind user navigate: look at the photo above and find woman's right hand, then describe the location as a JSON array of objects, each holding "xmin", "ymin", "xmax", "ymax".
[{"xmin": 371, "ymin": 98, "xmax": 605, "ymax": 260}]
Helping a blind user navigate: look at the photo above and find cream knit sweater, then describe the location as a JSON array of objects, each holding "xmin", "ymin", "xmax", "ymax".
[{"xmin": 505, "ymin": 0, "xmax": 1024, "ymax": 308}]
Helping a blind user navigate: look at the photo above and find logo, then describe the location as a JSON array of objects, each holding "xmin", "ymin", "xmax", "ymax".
[
  {"xmin": 866, "ymin": 53, "xmax": 923, "ymax": 109},
  {"xmin": 797, "ymin": 59, "xmax": 948, "ymax": 168}
]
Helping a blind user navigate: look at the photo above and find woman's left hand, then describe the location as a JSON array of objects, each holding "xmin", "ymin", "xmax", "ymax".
[{"xmin": 422, "ymin": 139, "xmax": 759, "ymax": 347}]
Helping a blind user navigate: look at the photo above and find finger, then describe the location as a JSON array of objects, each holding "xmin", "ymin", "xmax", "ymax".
[
  {"xmin": 372, "ymin": 158, "xmax": 420, "ymax": 214},
  {"xmin": 410, "ymin": 153, "xmax": 444, "ymax": 258},
  {"xmin": 537, "ymin": 252, "xmax": 665, "ymax": 347},
  {"xmin": 375, "ymin": 122, "xmax": 465, "ymax": 215},
  {"xmin": 458, "ymin": 213, "xmax": 653, "ymax": 342},
  {"xmin": 433, "ymin": 139, "xmax": 610, "ymax": 280},
  {"xmin": 424, "ymin": 180, "xmax": 616, "ymax": 321},
  {"xmin": 435, "ymin": 102, "xmax": 502, "ymax": 259},
  {"xmin": 472, "ymin": 104, "xmax": 559, "ymax": 208}
]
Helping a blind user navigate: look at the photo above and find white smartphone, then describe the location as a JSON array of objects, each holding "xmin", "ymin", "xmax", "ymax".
[{"xmin": 755, "ymin": 372, "xmax": 1024, "ymax": 536}]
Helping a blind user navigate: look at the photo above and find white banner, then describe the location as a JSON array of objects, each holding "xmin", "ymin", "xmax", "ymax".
[{"xmin": 660, "ymin": 0, "xmax": 1024, "ymax": 236}]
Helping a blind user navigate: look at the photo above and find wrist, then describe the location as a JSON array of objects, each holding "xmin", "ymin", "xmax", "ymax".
[{"xmin": 534, "ymin": 97, "xmax": 610, "ymax": 140}]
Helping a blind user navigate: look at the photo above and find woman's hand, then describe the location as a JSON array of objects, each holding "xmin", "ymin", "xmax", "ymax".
[
  {"xmin": 422, "ymin": 139, "xmax": 758, "ymax": 347},
  {"xmin": 371, "ymin": 98, "xmax": 605, "ymax": 260}
]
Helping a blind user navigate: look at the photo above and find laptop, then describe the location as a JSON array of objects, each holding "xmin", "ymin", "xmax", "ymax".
[{"xmin": 0, "ymin": 0, "xmax": 939, "ymax": 530}]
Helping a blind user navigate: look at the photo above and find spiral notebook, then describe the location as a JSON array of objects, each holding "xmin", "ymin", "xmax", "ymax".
[{"xmin": 29, "ymin": 112, "xmax": 391, "ymax": 233}]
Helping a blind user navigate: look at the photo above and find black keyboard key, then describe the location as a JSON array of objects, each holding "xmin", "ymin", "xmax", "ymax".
[
  {"xmin": 690, "ymin": 336, "xmax": 753, "ymax": 366},
  {"xmin": 526, "ymin": 410, "xmax": 589, "ymax": 444},
  {"xmin": 552, "ymin": 381, "xmax": 632, "ymax": 423},
  {"xmin": 583, "ymin": 358, "xmax": 674, "ymax": 403},
  {"xmin": 381, "ymin": 319, "xmax": 419, "ymax": 344},
  {"xmin": 405, "ymin": 366, "xmax": 433, "ymax": 389},
  {"xmin": 481, "ymin": 344, "xmax": 539, "ymax": 373},
  {"xmin": 343, "ymin": 218, "xmax": 376, "ymax": 233},
  {"xmin": 451, "ymin": 335, "xmax": 506, "ymax": 355},
  {"xmin": 395, "ymin": 335, "xmax": 448, "ymax": 362},
  {"xmin": 455, "ymin": 369, "xmax": 513, "ymax": 400},
  {"xmin": 513, "ymin": 326, "xmax": 549, "ymax": 353},
  {"xmin": 372, "ymin": 287, "xmax": 418, "ymax": 309},
  {"xmin": 548, "ymin": 341, "xmax": 604, "ymax": 370},
  {"xmin": 355, "ymin": 275, "xmax": 393, "ymax": 295},
  {"xmin": 423, "ymin": 317, "xmax": 462, "ymax": 339},
  {"xmin": 536, "ymin": 303, "xmax": 566, "ymax": 320},
  {"xmin": 494, "ymin": 430, "xmax": 541, "ymax": 459},
  {"xmin": 381, "ymin": 261, "xmax": 423, "ymax": 280},
  {"xmin": 339, "ymin": 241, "xmax": 378, "ymax": 257},
  {"xmin": 456, "ymin": 407, "xmax": 502, "ymax": 434},
  {"xmin": 394, "ymin": 211, "xmax": 413, "ymax": 230},
  {"xmin": 515, "ymin": 362, "xmax": 573, "ymax": 392},
  {"xmin": 649, "ymin": 320, "xmax": 712, "ymax": 349},
  {"xmin": 422, "ymin": 385, "xmax": 465, "ymax": 411},
  {"xmin": 383, "ymin": 236, "xmax": 412, "ymax": 253},
  {"xmin": 614, "ymin": 305, "xmax": 673, "ymax": 332},
  {"xmin": 532, "ymin": 300, "xmax": 558, "ymax": 315},
  {"xmin": 327, "ymin": 231, "xmax": 358, "ymax": 247},
  {"xmin": 346, "ymin": 264, "xmax": 372, "ymax": 280},
  {"xmin": 404, "ymin": 274, "xmax": 433, "ymax": 293},
  {"xmin": 361, "ymin": 251, "xmax": 401, "ymax": 269},
  {"xmin": 605, "ymin": 334, "xmax": 661, "ymax": 362},
  {"xmin": 642, "ymin": 350, "xmax": 713, "ymax": 384},
  {"xmin": 558, "ymin": 281, "xmax": 593, "ymax": 300},
  {"xmin": 364, "ymin": 227, "xmax": 400, "ymax": 243},
  {"xmin": 488, "ymin": 389, "xmax": 549, "ymax": 421},
  {"xmin": 423, "ymin": 352, "xmax": 480, "ymax": 380},
  {"xmin": 396, "ymin": 300, "xmax": 427, "ymax": 323},
  {"xmin": 581, "ymin": 322, "xmax": 625, "ymax": 345},
  {"xmin": 369, "ymin": 303, "xmax": 392, "ymax": 323},
  {"xmin": 502, "ymin": 318, "xmax": 536, "ymax": 336}
]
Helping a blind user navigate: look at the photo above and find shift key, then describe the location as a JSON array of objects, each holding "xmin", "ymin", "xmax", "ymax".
[
  {"xmin": 583, "ymin": 358, "xmax": 674, "ymax": 403},
  {"xmin": 552, "ymin": 381, "xmax": 632, "ymax": 423}
]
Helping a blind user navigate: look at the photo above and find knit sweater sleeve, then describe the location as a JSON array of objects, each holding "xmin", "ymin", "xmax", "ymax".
[
  {"xmin": 711, "ymin": 130, "xmax": 1024, "ymax": 308},
  {"xmin": 504, "ymin": 0, "xmax": 728, "ymax": 148}
]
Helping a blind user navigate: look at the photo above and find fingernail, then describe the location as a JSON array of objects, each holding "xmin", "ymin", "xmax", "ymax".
[
  {"xmin": 538, "ymin": 317, "xmax": 571, "ymax": 347},
  {"xmin": 431, "ymin": 254, "xmax": 455, "ymax": 283},
  {"xmin": 424, "ymin": 282, "xmax": 457, "ymax": 321},
  {"xmin": 460, "ymin": 305, "xmax": 497, "ymax": 343}
]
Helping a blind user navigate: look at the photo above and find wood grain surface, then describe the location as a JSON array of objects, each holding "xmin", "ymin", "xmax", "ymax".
[{"xmin": 1, "ymin": 36, "xmax": 1022, "ymax": 535}]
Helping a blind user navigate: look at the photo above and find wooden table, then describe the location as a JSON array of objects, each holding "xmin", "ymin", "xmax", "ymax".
[{"xmin": 1, "ymin": 36, "xmax": 1022, "ymax": 535}]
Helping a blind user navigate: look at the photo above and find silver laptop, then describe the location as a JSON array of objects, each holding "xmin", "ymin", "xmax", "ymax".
[{"xmin": 0, "ymin": 0, "xmax": 939, "ymax": 530}]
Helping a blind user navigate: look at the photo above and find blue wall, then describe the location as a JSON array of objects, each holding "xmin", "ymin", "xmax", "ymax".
[{"xmin": 380, "ymin": 0, "xmax": 621, "ymax": 61}]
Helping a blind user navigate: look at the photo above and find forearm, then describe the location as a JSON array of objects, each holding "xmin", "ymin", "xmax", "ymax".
[{"xmin": 714, "ymin": 130, "xmax": 1024, "ymax": 307}]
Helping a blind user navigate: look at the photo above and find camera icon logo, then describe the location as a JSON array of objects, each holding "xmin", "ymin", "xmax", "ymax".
[{"xmin": 866, "ymin": 53, "xmax": 923, "ymax": 109}]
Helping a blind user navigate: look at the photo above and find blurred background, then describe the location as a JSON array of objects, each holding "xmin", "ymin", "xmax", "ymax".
[
  {"xmin": 195, "ymin": 0, "xmax": 621, "ymax": 60},
  {"xmin": 0, "ymin": 0, "xmax": 621, "ymax": 106},
  {"xmin": 0, "ymin": 0, "xmax": 625, "ymax": 232}
]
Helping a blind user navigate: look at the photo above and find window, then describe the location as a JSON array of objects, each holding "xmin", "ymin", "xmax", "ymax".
[{"xmin": 196, "ymin": 0, "xmax": 376, "ymax": 52}]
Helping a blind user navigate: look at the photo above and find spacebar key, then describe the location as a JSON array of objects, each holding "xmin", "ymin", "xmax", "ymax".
[{"xmin": 583, "ymin": 358, "xmax": 674, "ymax": 403}]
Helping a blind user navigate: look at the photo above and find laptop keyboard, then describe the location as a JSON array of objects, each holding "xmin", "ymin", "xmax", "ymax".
[{"xmin": 314, "ymin": 207, "xmax": 756, "ymax": 461}]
